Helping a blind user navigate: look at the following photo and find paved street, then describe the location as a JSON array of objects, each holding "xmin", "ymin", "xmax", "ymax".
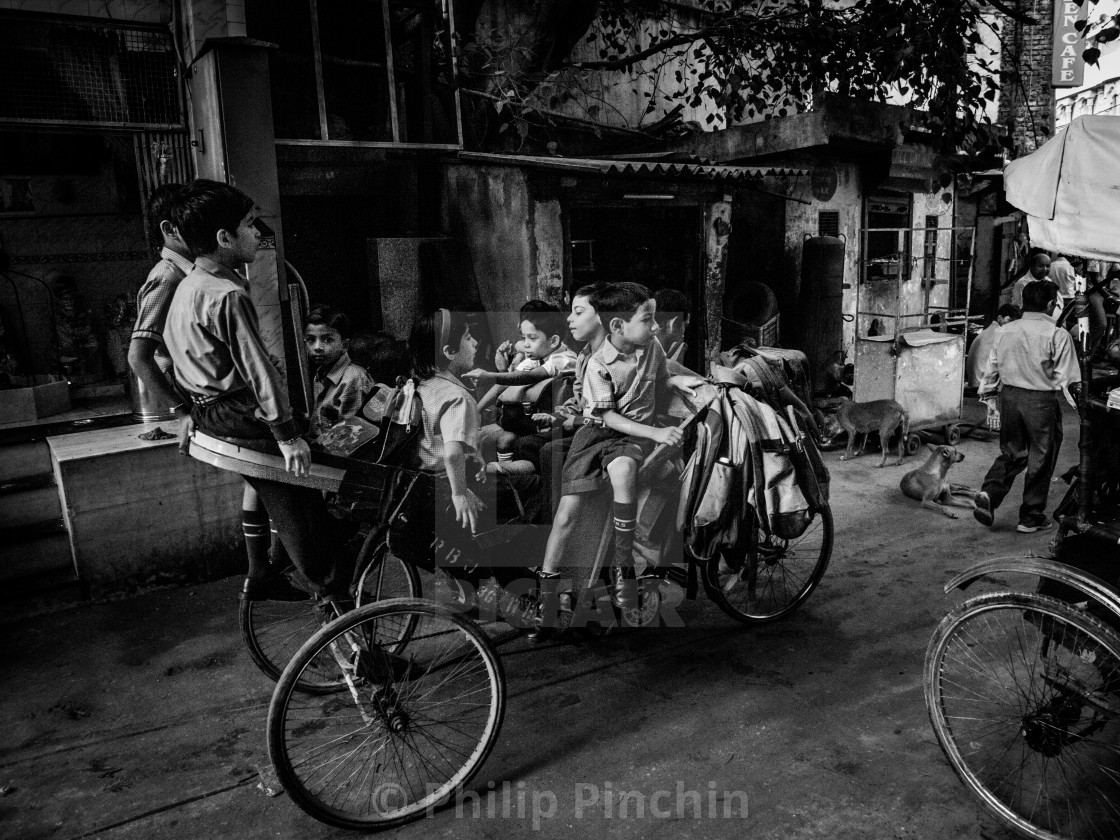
[{"xmin": 0, "ymin": 403, "xmax": 1078, "ymax": 840}]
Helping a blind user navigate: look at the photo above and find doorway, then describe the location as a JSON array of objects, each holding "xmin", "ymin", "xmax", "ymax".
[{"xmin": 568, "ymin": 203, "xmax": 703, "ymax": 368}]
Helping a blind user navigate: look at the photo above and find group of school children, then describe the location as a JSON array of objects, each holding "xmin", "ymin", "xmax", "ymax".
[{"xmin": 130, "ymin": 177, "xmax": 702, "ymax": 638}]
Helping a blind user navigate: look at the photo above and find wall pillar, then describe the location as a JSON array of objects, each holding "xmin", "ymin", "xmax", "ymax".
[
  {"xmin": 185, "ymin": 37, "xmax": 296, "ymax": 399},
  {"xmin": 703, "ymin": 196, "xmax": 733, "ymax": 362}
]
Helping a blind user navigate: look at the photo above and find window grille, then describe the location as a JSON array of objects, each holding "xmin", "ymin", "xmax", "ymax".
[
  {"xmin": 247, "ymin": 0, "xmax": 461, "ymax": 147},
  {"xmin": 0, "ymin": 13, "xmax": 184, "ymax": 130},
  {"xmin": 818, "ymin": 211, "xmax": 840, "ymax": 237}
]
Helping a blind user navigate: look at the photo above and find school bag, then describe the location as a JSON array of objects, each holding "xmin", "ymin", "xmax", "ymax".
[
  {"xmin": 326, "ymin": 379, "xmax": 426, "ymax": 524},
  {"xmin": 678, "ymin": 367, "xmax": 827, "ymax": 560}
]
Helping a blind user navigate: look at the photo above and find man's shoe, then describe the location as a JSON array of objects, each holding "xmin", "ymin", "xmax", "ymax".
[
  {"xmin": 1017, "ymin": 519, "xmax": 1055, "ymax": 534},
  {"xmin": 973, "ymin": 492, "xmax": 994, "ymax": 527},
  {"xmin": 241, "ymin": 574, "xmax": 310, "ymax": 602}
]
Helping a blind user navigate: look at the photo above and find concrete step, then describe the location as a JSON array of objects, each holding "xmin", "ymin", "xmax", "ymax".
[
  {"xmin": 0, "ymin": 441, "xmax": 51, "ymax": 481},
  {"xmin": 0, "ymin": 484, "xmax": 62, "ymax": 529},
  {"xmin": 0, "ymin": 528, "xmax": 73, "ymax": 582},
  {"xmin": 0, "ymin": 472, "xmax": 55, "ymax": 495}
]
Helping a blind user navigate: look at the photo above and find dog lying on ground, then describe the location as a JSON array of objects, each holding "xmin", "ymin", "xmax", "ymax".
[
  {"xmin": 899, "ymin": 444, "xmax": 981, "ymax": 518},
  {"xmin": 821, "ymin": 397, "xmax": 909, "ymax": 467}
]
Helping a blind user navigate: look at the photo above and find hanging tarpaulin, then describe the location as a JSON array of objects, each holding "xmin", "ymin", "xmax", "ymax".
[{"xmin": 1004, "ymin": 116, "xmax": 1120, "ymax": 262}]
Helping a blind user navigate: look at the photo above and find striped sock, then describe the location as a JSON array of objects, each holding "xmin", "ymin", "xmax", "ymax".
[
  {"xmin": 497, "ymin": 451, "xmax": 512, "ymax": 462},
  {"xmin": 242, "ymin": 509, "xmax": 271, "ymax": 579},
  {"xmin": 613, "ymin": 501, "xmax": 637, "ymax": 569}
]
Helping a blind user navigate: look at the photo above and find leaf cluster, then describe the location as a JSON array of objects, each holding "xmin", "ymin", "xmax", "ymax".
[{"xmin": 458, "ymin": 0, "xmax": 1021, "ymax": 155}]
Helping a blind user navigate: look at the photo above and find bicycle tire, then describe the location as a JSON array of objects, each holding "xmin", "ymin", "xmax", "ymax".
[
  {"xmin": 926, "ymin": 591, "xmax": 1120, "ymax": 840},
  {"xmin": 240, "ymin": 549, "xmax": 420, "ymax": 693},
  {"xmin": 268, "ymin": 598, "xmax": 505, "ymax": 830},
  {"xmin": 703, "ymin": 505, "xmax": 833, "ymax": 624}
]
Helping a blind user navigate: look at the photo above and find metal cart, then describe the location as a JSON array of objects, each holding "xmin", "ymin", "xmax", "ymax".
[{"xmin": 853, "ymin": 224, "xmax": 981, "ymax": 450}]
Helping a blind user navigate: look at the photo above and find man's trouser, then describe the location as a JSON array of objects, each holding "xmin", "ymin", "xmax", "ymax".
[{"xmin": 981, "ymin": 385, "xmax": 1063, "ymax": 525}]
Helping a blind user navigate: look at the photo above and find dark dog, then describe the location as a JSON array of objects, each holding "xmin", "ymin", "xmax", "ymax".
[
  {"xmin": 899, "ymin": 444, "xmax": 981, "ymax": 518},
  {"xmin": 821, "ymin": 397, "xmax": 910, "ymax": 467}
]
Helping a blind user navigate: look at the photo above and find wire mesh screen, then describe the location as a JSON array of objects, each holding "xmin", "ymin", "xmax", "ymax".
[{"xmin": 0, "ymin": 15, "xmax": 184, "ymax": 129}]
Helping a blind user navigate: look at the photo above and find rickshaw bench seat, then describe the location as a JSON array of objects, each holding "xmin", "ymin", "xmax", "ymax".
[{"xmin": 187, "ymin": 430, "xmax": 346, "ymax": 492}]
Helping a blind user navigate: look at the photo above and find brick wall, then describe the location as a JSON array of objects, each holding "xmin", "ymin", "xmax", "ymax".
[{"xmin": 996, "ymin": 0, "xmax": 1057, "ymax": 157}]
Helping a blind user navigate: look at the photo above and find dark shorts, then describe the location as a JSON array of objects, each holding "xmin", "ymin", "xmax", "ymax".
[
  {"xmin": 192, "ymin": 389, "xmax": 292, "ymax": 452},
  {"xmin": 560, "ymin": 424, "xmax": 655, "ymax": 497}
]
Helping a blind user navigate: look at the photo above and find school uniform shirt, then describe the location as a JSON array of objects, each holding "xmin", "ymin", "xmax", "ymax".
[
  {"xmin": 500, "ymin": 345, "xmax": 578, "ymax": 406},
  {"xmin": 164, "ymin": 255, "xmax": 300, "ymax": 442},
  {"xmin": 583, "ymin": 338, "xmax": 669, "ymax": 425},
  {"xmin": 979, "ymin": 312, "xmax": 1081, "ymax": 396},
  {"xmin": 416, "ymin": 370, "xmax": 481, "ymax": 473},
  {"xmin": 310, "ymin": 351, "xmax": 374, "ymax": 438},
  {"xmin": 131, "ymin": 247, "xmax": 194, "ymax": 382}
]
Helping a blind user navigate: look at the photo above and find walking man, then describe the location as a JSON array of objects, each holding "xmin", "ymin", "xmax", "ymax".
[{"xmin": 974, "ymin": 281, "xmax": 1081, "ymax": 533}]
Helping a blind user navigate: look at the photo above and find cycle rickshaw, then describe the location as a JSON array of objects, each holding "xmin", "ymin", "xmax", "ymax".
[
  {"xmin": 188, "ymin": 362, "xmax": 833, "ymax": 831},
  {"xmin": 923, "ymin": 115, "xmax": 1120, "ymax": 840}
]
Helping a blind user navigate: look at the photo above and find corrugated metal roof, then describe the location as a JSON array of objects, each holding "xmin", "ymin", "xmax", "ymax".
[{"xmin": 457, "ymin": 151, "xmax": 806, "ymax": 181}]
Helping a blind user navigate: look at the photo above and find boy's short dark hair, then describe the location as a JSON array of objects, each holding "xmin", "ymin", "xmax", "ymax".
[
  {"xmin": 996, "ymin": 304, "xmax": 1021, "ymax": 321},
  {"xmin": 654, "ymin": 288, "xmax": 689, "ymax": 326},
  {"xmin": 172, "ymin": 178, "xmax": 255, "ymax": 258},
  {"xmin": 518, "ymin": 300, "xmax": 565, "ymax": 341},
  {"xmin": 145, "ymin": 183, "xmax": 184, "ymax": 251},
  {"xmin": 1022, "ymin": 280, "xmax": 1058, "ymax": 312},
  {"xmin": 572, "ymin": 282, "xmax": 610, "ymax": 306},
  {"xmin": 305, "ymin": 304, "xmax": 352, "ymax": 339},
  {"xmin": 594, "ymin": 282, "xmax": 653, "ymax": 323},
  {"xmin": 350, "ymin": 330, "xmax": 411, "ymax": 384}
]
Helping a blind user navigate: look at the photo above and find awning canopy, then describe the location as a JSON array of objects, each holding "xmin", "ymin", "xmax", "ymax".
[
  {"xmin": 457, "ymin": 151, "xmax": 806, "ymax": 182},
  {"xmin": 1004, "ymin": 116, "xmax": 1120, "ymax": 261}
]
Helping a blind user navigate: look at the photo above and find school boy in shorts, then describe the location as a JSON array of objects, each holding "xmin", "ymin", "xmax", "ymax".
[
  {"xmin": 129, "ymin": 184, "xmax": 287, "ymax": 600},
  {"xmin": 560, "ymin": 282, "xmax": 702, "ymax": 611},
  {"xmin": 164, "ymin": 179, "xmax": 351, "ymax": 604},
  {"xmin": 304, "ymin": 304, "xmax": 374, "ymax": 439}
]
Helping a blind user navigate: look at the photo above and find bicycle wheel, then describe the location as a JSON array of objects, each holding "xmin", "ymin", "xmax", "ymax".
[
  {"xmin": 268, "ymin": 598, "xmax": 506, "ymax": 831},
  {"xmin": 926, "ymin": 592, "xmax": 1120, "ymax": 840},
  {"xmin": 703, "ymin": 505, "xmax": 832, "ymax": 624},
  {"xmin": 240, "ymin": 550, "xmax": 420, "ymax": 693}
]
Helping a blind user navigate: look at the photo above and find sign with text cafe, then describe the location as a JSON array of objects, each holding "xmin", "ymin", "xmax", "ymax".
[{"xmin": 1053, "ymin": 1, "xmax": 1089, "ymax": 88}]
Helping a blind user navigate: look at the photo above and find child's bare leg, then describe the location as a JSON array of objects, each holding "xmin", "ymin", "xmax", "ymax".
[
  {"xmin": 541, "ymin": 493, "xmax": 584, "ymax": 574},
  {"xmin": 530, "ymin": 493, "xmax": 585, "ymax": 642},
  {"xmin": 486, "ymin": 430, "xmax": 536, "ymax": 475},
  {"xmin": 606, "ymin": 457, "xmax": 639, "ymax": 610},
  {"xmin": 495, "ymin": 430, "xmax": 518, "ymax": 463}
]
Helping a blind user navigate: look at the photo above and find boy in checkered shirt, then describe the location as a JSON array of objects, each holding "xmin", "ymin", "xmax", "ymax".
[{"xmin": 560, "ymin": 282, "xmax": 702, "ymax": 610}]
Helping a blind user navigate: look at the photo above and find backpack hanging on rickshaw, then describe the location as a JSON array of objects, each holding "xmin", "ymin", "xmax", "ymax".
[{"xmin": 326, "ymin": 379, "xmax": 427, "ymax": 527}]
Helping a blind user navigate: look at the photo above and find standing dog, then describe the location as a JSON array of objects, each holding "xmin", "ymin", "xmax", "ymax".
[
  {"xmin": 822, "ymin": 397, "xmax": 910, "ymax": 467},
  {"xmin": 900, "ymin": 444, "xmax": 981, "ymax": 518}
]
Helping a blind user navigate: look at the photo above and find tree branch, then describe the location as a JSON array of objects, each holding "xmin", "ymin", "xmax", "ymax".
[
  {"xmin": 983, "ymin": 0, "xmax": 1038, "ymax": 26},
  {"xmin": 567, "ymin": 29, "xmax": 712, "ymax": 71}
]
